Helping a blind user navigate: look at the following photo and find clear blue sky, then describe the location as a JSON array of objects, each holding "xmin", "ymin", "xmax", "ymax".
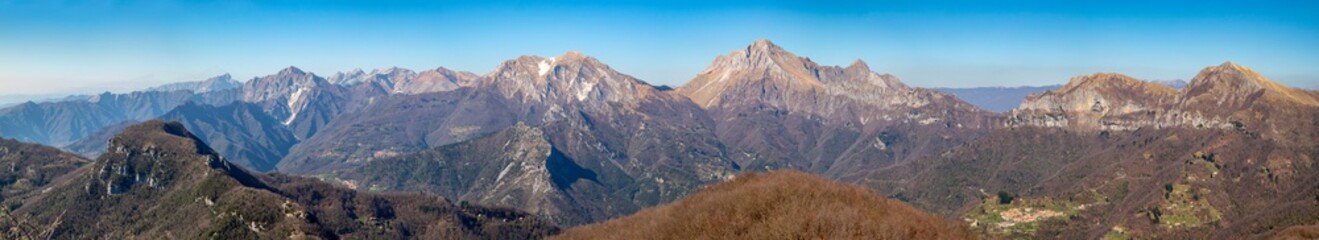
[{"xmin": 2, "ymin": 0, "xmax": 1317, "ymax": 96}]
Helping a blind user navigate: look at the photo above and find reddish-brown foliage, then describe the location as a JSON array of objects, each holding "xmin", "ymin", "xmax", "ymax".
[{"xmin": 554, "ymin": 170, "xmax": 976, "ymax": 240}]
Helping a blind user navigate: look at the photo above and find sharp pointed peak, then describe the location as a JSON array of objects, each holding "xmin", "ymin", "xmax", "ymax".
[
  {"xmin": 745, "ymin": 39, "xmax": 787, "ymax": 54},
  {"xmin": 1218, "ymin": 60, "xmax": 1244, "ymax": 69},
  {"xmin": 1192, "ymin": 61, "xmax": 1266, "ymax": 83},
  {"xmin": 278, "ymin": 66, "xmax": 306, "ymax": 75},
  {"xmin": 847, "ymin": 59, "xmax": 870, "ymax": 71},
  {"xmin": 750, "ymin": 39, "xmax": 778, "ymax": 48}
]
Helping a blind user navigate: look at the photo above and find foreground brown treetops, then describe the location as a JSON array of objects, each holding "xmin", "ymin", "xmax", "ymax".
[{"xmin": 555, "ymin": 170, "xmax": 976, "ymax": 240}]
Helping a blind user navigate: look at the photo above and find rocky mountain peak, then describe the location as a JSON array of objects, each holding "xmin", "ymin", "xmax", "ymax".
[
  {"xmin": 108, "ymin": 120, "xmax": 214, "ymax": 155},
  {"xmin": 846, "ymin": 59, "xmax": 871, "ymax": 72},
  {"xmin": 482, "ymin": 51, "xmax": 659, "ymax": 106},
  {"xmin": 557, "ymin": 50, "xmax": 589, "ymax": 61},
  {"xmin": 243, "ymin": 66, "xmax": 332, "ymax": 102},
  {"xmin": 143, "ymin": 73, "xmax": 241, "ymax": 93},
  {"xmin": 1012, "ymin": 73, "xmax": 1179, "ymax": 130},
  {"xmin": 1183, "ymin": 61, "xmax": 1319, "ymax": 106},
  {"xmin": 677, "ymin": 40, "xmax": 919, "ymax": 114},
  {"xmin": 746, "ymin": 39, "xmax": 788, "ymax": 56},
  {"xmin": 1054, "ymin": 73, "xmax": 1177, "ymax": 96},
  {"xmin": 1010, "ymin": 62, "xmax": 1319, "ymax": 131},
  {"xmin": 208, "ymin": 73, "xmax": 233, "ymax": 82},
  {"xmin": 372, "ymin": 66, "xmax": 416, "ymax": 78},
  {"xmin": 391, "ymin": 67, "xmax": 480, "ymax": 94},
  {"xmin": 92, "ymin": 120, "xmax": 266, "ymax": 196},
  {"xmin": 329, "ymin": 68, "xmax": 368, "ymax": 85},
  {"xmin": 278, "ymin": 66, "xmax": 306, "ymax": 76}
]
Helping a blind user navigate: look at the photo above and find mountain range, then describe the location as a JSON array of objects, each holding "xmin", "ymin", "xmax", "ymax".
[{"xmin": 0, "ymin": 40, "xmax": 1315, "ymax": 239}]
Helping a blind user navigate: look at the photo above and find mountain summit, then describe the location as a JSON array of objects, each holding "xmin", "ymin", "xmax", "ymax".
[
  {"xmin": 677, "ymin": 39, "xmax": 914, "ymax": 115},
  {"xmin": 146, "ymin": 73, "xmax": 242, "ymax": 93},
  {"xmin": 673, "ymin": 40, "xmax": 992, "ymax": 172},
  {"xmin": 1182, "ymin": 61, "xmax": 1319, "ymax": 107},
  {"xmin": 481, "ymin": 51, "xmax": 662, "ymax": 108}
]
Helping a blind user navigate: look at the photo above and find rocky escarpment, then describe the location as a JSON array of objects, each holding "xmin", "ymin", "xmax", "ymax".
[
  {"xmin": 1010, "ymin": 73, "xmax": 1179, "ymax": 130},
  {"xmin": 329, "ymin": 67, "xmax": 480, "ymax": 95},
  {"xmin": 1010, "ymin": 62, "xmax": 1319, "ymax": 135},
  {"xmin": 480, "ymin": 51, "xmax": 670, "ymax": 121}
]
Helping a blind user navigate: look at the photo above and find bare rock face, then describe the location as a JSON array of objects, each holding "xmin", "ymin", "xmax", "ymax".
[
  {"xmin": 1010, "ymin": 73, "xmax": 1178, "ymax": 130},
  {"xmin": 241, "ymin": 66, "xmax": 351, "ymax": 138},
  {"xmin": 396, "ymin": 67, "xmax": 480, "ymax": 94},
  {"xmin": 481, "ymin": 51, "xmax": 670, "ymax": 122},
  {"xmin": 678, "ymin": 40, "xmax": 961, "ymax": 124},
  {"xmin": 343, "ymin": 124, "xmax": 582, "ymax": 225},
  {"xmin": 1010, "ymin": 62, "xmax": 1319, "ymax": 135},
  {"xmin": 675, "ymin": 40, "xmax": 995, "ymax": 172}
]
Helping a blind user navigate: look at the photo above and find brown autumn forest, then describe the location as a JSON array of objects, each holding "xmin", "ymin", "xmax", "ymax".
[{"xmin": 555, "ymin": 170, "xmax": 976, "ymax": 240}]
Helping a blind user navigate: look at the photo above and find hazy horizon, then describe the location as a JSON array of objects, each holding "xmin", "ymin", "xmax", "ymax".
[{"xmin": 2, "ymin": 0, "xmax": 1317, "ymax": 98}]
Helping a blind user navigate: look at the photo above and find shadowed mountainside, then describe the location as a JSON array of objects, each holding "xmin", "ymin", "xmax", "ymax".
[
  {"xmin": 0, "ymin": 138, "xmax": 90, "ymax": 204},
  {"xmin": 2, "ymin": 121, "xmax": 558, "ymax": 239}
]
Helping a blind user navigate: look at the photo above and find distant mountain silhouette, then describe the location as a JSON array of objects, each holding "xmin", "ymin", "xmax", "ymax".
[{"xmin": 934, "ymin": 85, "xmax": 1060, "ymax": 112}]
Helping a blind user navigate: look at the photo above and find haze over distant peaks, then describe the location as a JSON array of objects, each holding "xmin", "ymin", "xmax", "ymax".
[{"xmin": 146, "ymin": 73, "xmax": 242, "ymax": 93}]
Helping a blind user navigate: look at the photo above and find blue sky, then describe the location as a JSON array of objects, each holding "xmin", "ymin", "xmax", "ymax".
[{"xmin": 1, "ymin": 0, "xmax": 1317, "ymax": 97}]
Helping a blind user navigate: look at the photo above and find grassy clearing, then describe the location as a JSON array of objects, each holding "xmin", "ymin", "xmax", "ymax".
[
  {"xmin": 1158, "ymin": 183, "xmax": 1221, "ymax": 228},
  {"xmin": 966, "ymin": 195, "xmax": 1086, "ymax": 238}
]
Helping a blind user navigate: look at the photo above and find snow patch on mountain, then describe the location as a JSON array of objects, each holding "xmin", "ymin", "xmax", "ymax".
[
  {"xmin": 284, "ymin": 87, "xmax": 310, "ymax": 125},
  {"xmin": 577, "ymin": 81, "xmax": 596, "ymax": 101},
  {"xmin": 538, "ymin": 57, "xmax": 556, "ymax": 76}
]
